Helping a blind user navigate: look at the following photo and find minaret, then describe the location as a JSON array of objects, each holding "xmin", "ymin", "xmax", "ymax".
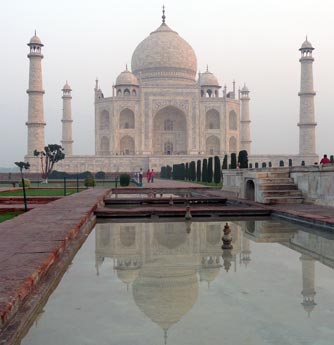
[
  {"xmin": 298, "ymin": 38, "xmax": 317, "ymax": 160},
  {"xmin": 26, "ymin": 32, "xmax": 46, "ymax": 156},
  {"xmin": 61, "ymin": 81, "xmax": 73, "ymax": 155},
  {"xmin": 300, "ymin": 254, "xmax": 316, "ymax": 317},
  {"xmin": 240, "ymin": 84, "xmax": 251, "ymax": 153}
]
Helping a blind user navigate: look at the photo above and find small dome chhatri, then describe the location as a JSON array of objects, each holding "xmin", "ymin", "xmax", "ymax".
[
  {"xmin": 28, "ymin": 30, "xmax": 43, "ymax": 46},
  {"xmin": 116, "ymin": 65, "xmax": 139, "ymax": 86},
  {"xmin": 241, "ymin": 84, "xmax": 249, "ymax": 92},
  {"xmin": 62, "ymin": 81, "xmax": 72, "ymax": 91},
  {"xmin": 199, "ymin": 67, "xmax": 220, "ymax": 87},
  {"xmin": 300, "ymin": 36, "xmax": 314, "ymax": 50}
]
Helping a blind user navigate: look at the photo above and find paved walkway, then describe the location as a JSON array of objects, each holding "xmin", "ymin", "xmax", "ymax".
[{"xmin": 0, "ymin": 188, "xmax": 110, "ymax": 333}]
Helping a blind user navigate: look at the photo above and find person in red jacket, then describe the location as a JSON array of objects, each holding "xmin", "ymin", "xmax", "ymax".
[
  {"xmin": 320, "ymin": 154, "xmax": 330, "ymax": 164},
  {"xmin": 146, "ymin": 169, "xmax": 151, "ymax": 183}
]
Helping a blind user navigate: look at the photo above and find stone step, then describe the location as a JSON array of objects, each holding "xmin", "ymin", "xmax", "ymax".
[
  {"xmin": 260, "ymin": 183, "xmax": 298, "ymax": 191},
  {"xmin": 262, "ymin": 190, "xmax": 303, "ymax": 197},
  {"xmin": 256, "ymin": 172, "xmax": 290, "ymax": 178},
  {"xmin": 259, "ymin": 178, "xmax": 294, "ymax": 184},
  {"xmin": 266, "ymin": 173, "xmax": 290, "ymax": 178},
  {"xmin": 263, "ymin": 196, "xmax": 304, "ymax": 204}
]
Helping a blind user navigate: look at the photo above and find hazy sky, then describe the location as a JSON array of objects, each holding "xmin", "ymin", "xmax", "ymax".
[{"xmin": 1, "ymin": 0, "xmax": 334, "ymax": 167}]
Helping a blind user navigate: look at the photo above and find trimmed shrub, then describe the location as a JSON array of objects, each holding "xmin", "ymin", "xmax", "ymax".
[
  {"xmin": 222, "ymin": 155, "xmax": 228, "ymax": 169},
  {"xmin": 160, "ymin": 166, "xmax": 165, "ymax": 178},
  {"xmin": 166, "ymin": 165, "xmax": 172, "ymax": 179},
  {"xmin": 19, "ymin": 178, "xmax": 31, "ymax": 188},
  {"xmin": 207, "ymin": 157, "xmax": 213, "ymax": 183},
  {"xmin": 202, "ymin": 159, "xmax": 208, "ymax": 182},
  {"xmin": 119, "ymin": 173, "xmax": 130, "ymax": 186},
  {"xmin": 301, "ymin": 160, "xmax": 305, "ymax": 166},
  {"xmin": 185, "ymin": 163, "xmax": 189, "ymax": 180},
  {"xmin": 330, "ymin": 155, "xmax": 334, "ymax": 163},
  {"xmin": 84, "ymin": 177, "xmax": 96, "ymax": 187},
  {"xmin": 95, "ymin": 171, "xmax": 106, "ymax": 179},
  {"xmin": 238, "ymin": 150, "xmax": 248, "ymax": 169},
  {"xmin": 279, "ymin": 160, "xmax": 284, "ymax": 167},
  {"xmin": 180, "ymin": 163, "xmax": 186, "ymax": 180},
  {"xmin": 230, "ymin": 153, "xmax": 237, "ymax": 169},
  {"xmin": 288, "ymin": 159, "xmax": 292, "ymax": 167},
  {"xmin": 196, "ymin": 160, "xmax": 201, "ymax": 182},
  {"xmin": 214, "ymin": 156, "xmax": 221, "ymax": 183},
  {"xmin": 269, "ymin": 161, "xmax": 272, "ymax": 168},
  {"xmin": 189, "ymin": 161, "xmax": 196, "ymax": 181}
]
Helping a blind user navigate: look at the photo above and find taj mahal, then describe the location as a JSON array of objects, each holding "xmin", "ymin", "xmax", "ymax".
[{"xmin": 24, "ymin": 9, "xmax": 318, "ymax": 172}]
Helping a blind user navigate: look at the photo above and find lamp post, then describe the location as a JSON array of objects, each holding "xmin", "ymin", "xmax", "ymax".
[{"xmin": 14, "ymin": 161, "xmax": 30, "ymax": 212}]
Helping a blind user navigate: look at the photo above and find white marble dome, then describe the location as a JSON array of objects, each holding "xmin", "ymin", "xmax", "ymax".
[
  {"xmin": 62, "ymin": 81, "xmax": 71, "ymax": 91},
  {"xmin": 300, "ymin": 38, "xmax": 314, "ymax": 50},
  {"xmin": 29, "ymin": 34, "xmax": 43, "ymax": 45},
  {"xmin": 131, "ymin": 23, "xmax": 197, "ymax": 83},
  {"xmin": 199, "ymin": 70, "xmax": 220, "ymax": 87},
  {"xmin": 116, "ymin": 68, "xmax": 139, "ymax": 86}
]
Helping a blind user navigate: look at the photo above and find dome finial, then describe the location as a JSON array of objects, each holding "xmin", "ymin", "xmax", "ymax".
[
  {"xmin": 126, "ymin": 64, "xmax": 128, "ymax": 71},
  {"xmin": 34, "ymin": 29, "xmax": 36, "ymax": 36},
  {"xmin": 162, "ymin": 4, "xmax": 166, "ymax": 24},
  {"xmin": 206, "ymin": 64, "xmax": 209, "ymax": 72}
]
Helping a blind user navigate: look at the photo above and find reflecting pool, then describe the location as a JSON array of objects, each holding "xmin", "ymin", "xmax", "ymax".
[{"xmin": 21, "ymin": 219, "xmax": 334, "ymax": 345}]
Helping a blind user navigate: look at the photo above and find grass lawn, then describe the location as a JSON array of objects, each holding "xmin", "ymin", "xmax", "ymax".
[
  {"xmin": 0, "ymin": 189, "xmax": 78, "ymax": 197},
  {"xmin": 0, "ymin": 212, "xmax": 22, "ymax": 223}
]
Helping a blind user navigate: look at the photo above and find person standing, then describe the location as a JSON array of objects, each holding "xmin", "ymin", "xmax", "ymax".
[
  {"xmin": 151, "ymin": 169, "xmax": 155, "ymax": 183},
  {"xmin": 320, "ymin": 154, "xmax": 330, "ymax": 165},
  {"xmin": 139, "ymin": 168, "xmax": 143, "ymax": 186},
  {"xmin": 146, "ymin": 169, "xmax": 151, "ymax": 183}
]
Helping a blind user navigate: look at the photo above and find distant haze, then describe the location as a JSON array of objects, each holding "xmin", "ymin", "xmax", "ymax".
[{"xmin": 1, "ymin": 0, "xmax": 333, "ymax": 167}]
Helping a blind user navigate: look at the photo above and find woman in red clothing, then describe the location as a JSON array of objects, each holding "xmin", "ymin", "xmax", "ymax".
[
  {"xmin": 320, "ymin": 154, "xmax": 330, "ymax": 164},
  {"xmin": 146, "ymin": 169, "xmax": 151, "ymax": 183}
]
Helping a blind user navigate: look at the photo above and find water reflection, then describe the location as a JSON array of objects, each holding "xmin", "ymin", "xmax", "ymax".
[{"xmin": 95, "ymin": 220, "xmax": 334, "ymax": 341}]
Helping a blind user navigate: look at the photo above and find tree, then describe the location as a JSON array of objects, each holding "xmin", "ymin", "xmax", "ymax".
[
  {"xmin": 189, "ymin": 161, "xmax": 196, "ymax": 181},
  {"xmin": 230, "ymin": 153, "xmax": 237, "ymax": 169},
  {"xmin": 34, "ymin": 144, "xmax": 65, "ymax": 183},
  {"xmin": 185, "ymin": 163, "xmax": 189, "ymax": 180},
  {"xmin": 207, "ymin": 157, "xmax": 213, "ymax": 183},
  {"xmin": 166, "ymin": 165, "xmax": 172, "ymax": 179},
  {"xmin": 14, "ymin": 161, "xmax": 30, "ymax": 212},
  {"xmin": 202, "ymin": 159, "xmax": 208, "ymax": 182},
  {"xmin": 222, "ymin": 155, "xmax": 228, "ymax": 169},
  {"xmin": 214, "ymin": 156, "xmax": 221, "ymax": 184},
  {"xmin": 238, "ymin": 150, "xmax": 248, "ymax": 169},
  {"xmin": 196, "ymin": 160, "xmax": 201, "ymax": 182}
]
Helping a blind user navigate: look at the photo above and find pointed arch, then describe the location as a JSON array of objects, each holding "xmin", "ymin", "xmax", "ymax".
[
  {"xmin": 206, "ymin": 135, "xmax": 220, "ymax": 155},
  {"xmin": 120, "ymin": 108, "xmax": 135, "ymax": 129},
  {"xmin": 120, "ymin": 135, "xmax": 135, "ymax": 155},
  {"xmin": 153, "ymin": 105, "xmax": 187, "ymax": 154},
  {"xmin": 229, "ymin": 136, "xmax": 237, "ymax": 153},
  {"xmin": 100, "ymin": 110, "xmax": 109, "ymax": 130},
  {"xmin": 229, "ymin": 110, "xmax": 238, "ymax": 131},
  {"xmin": 206, "ymin": 109, "xmax": 220, "ymax": 129},
  {"xmin": 100, "ymin": 136, "xmax": 109, "ymax": 155}
]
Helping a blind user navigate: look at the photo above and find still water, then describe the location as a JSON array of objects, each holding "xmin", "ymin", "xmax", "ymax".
[{"xmin": 22, "ymin": 219, "xmax": 334, "ymax": 345}]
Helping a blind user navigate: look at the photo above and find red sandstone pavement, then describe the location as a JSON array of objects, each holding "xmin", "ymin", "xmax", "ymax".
[{"xmin": 0, "ymin": 188, "xmax": 110, "ymax": 330}]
